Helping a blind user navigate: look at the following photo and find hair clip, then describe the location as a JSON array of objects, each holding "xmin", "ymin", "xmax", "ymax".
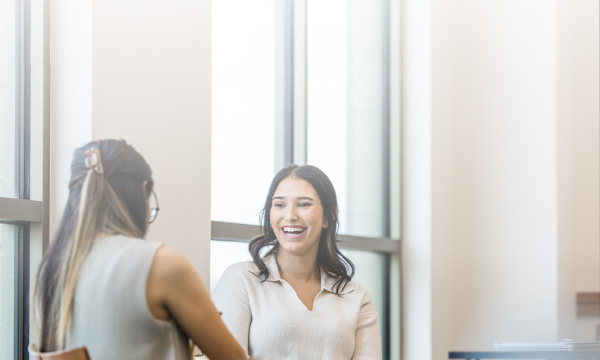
[{"xmin": 85, "ymin": 148, "xmax": 104, "ymax": 175}]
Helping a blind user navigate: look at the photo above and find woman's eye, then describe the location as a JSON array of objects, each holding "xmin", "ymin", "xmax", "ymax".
[
  {"xmin": 273, "ymin": 203, "xmax": 285, "ymax": 208},
  {"xmin": 298, "ymin": 202, "xmax": 311, "ymax": 207}
]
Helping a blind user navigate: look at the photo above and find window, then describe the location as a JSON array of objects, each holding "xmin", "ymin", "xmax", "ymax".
[
  {"xmin": 211, "ymin": 0, "xmax": 400, "ymax": 358},
  {"xmin": 211, "ymin": 0, "xmax": 277, "ymax": 226},
  {"xmin": 0, "ymin": 0, "xmax": 49, "ymax": 358},
  {"xmin": 0, "ymin": 224, "xmax": 17, "ymax": 358}
]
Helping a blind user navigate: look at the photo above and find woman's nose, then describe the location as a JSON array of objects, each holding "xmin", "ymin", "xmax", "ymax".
[{"xmin": 285, "ymin": 207, "xmax": 299, "ymax": 221}]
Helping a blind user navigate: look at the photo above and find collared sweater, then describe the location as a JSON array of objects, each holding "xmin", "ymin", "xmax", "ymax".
[{"xmin": 211, "ymin": 255, "xmax": 382, "ymax": 360}]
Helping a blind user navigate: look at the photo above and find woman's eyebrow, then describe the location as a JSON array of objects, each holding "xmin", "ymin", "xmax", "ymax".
[{"xmin": 271, "ymin": 196, "xmax": 315, "ymax": 201}]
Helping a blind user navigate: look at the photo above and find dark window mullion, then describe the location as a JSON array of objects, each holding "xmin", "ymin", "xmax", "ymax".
[
  {"xmin": 381, "ymin": 1, "xmax": 391, "ymax": 358},
  {"xmin": 14, "ymin": 225, "xmax": 30, "ymax": 360},
  {"xmin": 16, "ymin": 0, "xmax": 31, "ymax": 201},
  {"xmin": 382, "ymin": 0, "xmax": 391, "ymax": 240},
  {"xmin": 382, "ymin": 253, "xmax": 391, "ymax": 360},
  {"xmin": 42, "ymin": 0, "xmax": 50, "ymax": 252},
  {"xmin": 274, "ymin": 0, "xmax": 295, "ymax": 170},
  {"xmin": 15, "ymin": 0, "xmax": 32, "ymax": 357}
]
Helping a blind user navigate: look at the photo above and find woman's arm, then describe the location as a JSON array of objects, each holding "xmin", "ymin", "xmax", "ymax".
[
  {"xmin": 146, "ymin": 246, "xmax": 247, "ymax": 360},
  {"xmin": 352, "ymin": 290, "xmax": 382, "ymax": 360}
]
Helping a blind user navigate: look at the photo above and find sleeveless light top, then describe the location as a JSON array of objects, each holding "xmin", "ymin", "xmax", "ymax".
[{"xmin": 66, "ymin": 235, "xmax": 189, "ymax": 360}]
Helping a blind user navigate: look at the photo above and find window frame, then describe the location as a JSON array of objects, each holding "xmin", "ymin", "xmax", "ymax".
[{"xmin": 0, "ymin": 0, "xmax": 50, "ymax": 358}]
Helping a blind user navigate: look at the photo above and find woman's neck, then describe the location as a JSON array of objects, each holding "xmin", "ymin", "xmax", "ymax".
[{"xmin": 276, "ymin": 252, "xmax": 320, "ymax": 283}]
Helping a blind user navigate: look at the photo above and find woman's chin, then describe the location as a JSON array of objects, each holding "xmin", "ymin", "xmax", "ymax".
[{"xmin": 277, "ymin": 242, "xmax": 318, "ymax": 258}]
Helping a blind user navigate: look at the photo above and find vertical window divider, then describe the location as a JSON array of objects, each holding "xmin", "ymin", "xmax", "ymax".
[
  {"xmin": 382, "ymin": 0, "xmax": 391, "ymax": 240},
  {"xmin": 388, "ymin": 0, "xmax": 402, "ymax": 358},
  {"xmin": 14, "ymin": 225, "xmax": 29, "ymax": 360},
  {"xmin": 275, "ymin": 0, "xmax": 295, "ymax": 169},
  {"xmin": 292, "ymin": 0, "xmax": 307, "ymax": 165},
  {"xmin": 42, "ymin": 0, "xmax": 50, "ymax": 252},
  {"xmin": 16, "ymin": 0, "xmax": 31, "ymax": 202},
  {"xmin": 381, "ymin": 2, "xmax": 392, "ymax": 357},
  {"xmin": 15, "ymin": 0, "xmax": 32, "ymax": 357}
]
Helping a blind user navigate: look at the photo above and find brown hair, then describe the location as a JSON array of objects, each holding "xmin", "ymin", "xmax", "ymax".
[{"xmin": 32, "ymin": 139, "xmax": 153, "ymax": 351}]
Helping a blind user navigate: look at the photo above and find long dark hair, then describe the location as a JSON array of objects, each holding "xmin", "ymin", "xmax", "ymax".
[
  {"xmin": 249, "ymin": 164, "xmax": 355, "ymax": 295},
  {"xmin": 32, "ymin": 139, "xmax": 153, "ymax": 351}
]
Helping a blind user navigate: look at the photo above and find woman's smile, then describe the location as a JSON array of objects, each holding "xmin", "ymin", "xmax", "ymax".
[{"xmin": 281, "ymin": 225, "xmax": 307, "ymax": 239}]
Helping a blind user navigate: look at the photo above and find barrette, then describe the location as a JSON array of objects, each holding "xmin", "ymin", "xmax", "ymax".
[{"xmin": 85, "ymin": 148, "xmax": 104, "ymax": 175}]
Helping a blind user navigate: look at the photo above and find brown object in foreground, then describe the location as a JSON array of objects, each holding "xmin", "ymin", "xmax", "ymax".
[
  {"xmin": 28, "ymin": 344, "xmax": 91, "ymax": 360},
  {"xmin": 577, "ymin": 292, "xmax": 600, "ymax": 317}
]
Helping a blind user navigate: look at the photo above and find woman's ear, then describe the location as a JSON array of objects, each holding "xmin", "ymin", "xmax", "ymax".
[{"xmin": 323, "ymin": 209, "xmax": 338, "ymax": 229}]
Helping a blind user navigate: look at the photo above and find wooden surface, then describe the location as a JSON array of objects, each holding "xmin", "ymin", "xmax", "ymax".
[{"xmin": 577, "ymin": 292, "xmax": 600, "ymax": 317}]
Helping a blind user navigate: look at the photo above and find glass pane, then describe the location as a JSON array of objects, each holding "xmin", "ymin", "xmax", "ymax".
[
  {"xmin": 0, "ymin": 0, "xmax": 17, "ymax": 199},
  {"xmin": 210, "ymin": 241, "xmax": 253, "ymax": 292},
  {"xmin": 307, "ymin": 0, "xmax": 389, "ymax": 238},
  {"xmin": 0, "ymin": 224, "xmax": 43, "ymax": 358},
  {"xmin": 344, "ymin": 249, "xmax": 388, "ymax": 356},
  {"xmin": 211, "ymin": 0, "xmax": 277, "ymax": 225},
  {"xmin": 306, "ymin": 0, "xmax": 348, "ymax": 234},
  {"xmin": 0, "ymin": 224, "xmax": 16, "ymax": 360}
]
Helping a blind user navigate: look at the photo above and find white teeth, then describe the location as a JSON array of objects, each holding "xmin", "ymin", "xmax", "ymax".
[{"xmin": 283, "ymin": 227, "xmax": 305, "ymax": 233}]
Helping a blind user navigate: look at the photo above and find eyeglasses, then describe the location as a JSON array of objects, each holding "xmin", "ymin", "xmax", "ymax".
[{"xmin": 149, "ymin": 190, "xmax": 160, "ymax": 224}]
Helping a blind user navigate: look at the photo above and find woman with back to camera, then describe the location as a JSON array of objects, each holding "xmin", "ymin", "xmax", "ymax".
[
  {"xmin": 32, "ymin": 139, "xmax": 247, "ymax": 360},
  {"xmin": 212, "ymin": 164, "xmax": 382, "ymax": 360}
]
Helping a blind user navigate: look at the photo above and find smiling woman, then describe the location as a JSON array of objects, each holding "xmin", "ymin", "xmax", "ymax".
[{"xmin": 212, "ymin": 165, "xmax": 382, "ymax": 360}]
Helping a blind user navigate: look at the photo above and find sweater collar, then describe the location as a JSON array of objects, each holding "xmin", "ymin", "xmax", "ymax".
[{"xmin": 248, "ymin": 254, "xmax": 355, "ymax": 295}]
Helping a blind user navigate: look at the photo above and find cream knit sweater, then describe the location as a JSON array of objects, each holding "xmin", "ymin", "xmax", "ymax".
[{"xmin": 212, "ymin": 255, "xmax": 382, "ymax": 360}]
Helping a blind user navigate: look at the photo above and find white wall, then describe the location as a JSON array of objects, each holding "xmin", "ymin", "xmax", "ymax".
[
  {"xmin": 556, "ymin": 0, "xmax": 600, "ymax": 341},
  {"xmin": 401, "ymin": 0, "xmax": 433, "ymax": 357},
  {"xmin": 50, "ymin": 0, "xmax": 212, "ymax": 283},
  {"xmin": 91, "ymin": 0, "xmax": 212, "ymax": 281},
  {"xmin": 402, "ymin": 0, "xmax": 599, "ymax": 359},
  {"xmin": 49, "ymin": 0, "xmax": 92, "ymax": 232}
]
